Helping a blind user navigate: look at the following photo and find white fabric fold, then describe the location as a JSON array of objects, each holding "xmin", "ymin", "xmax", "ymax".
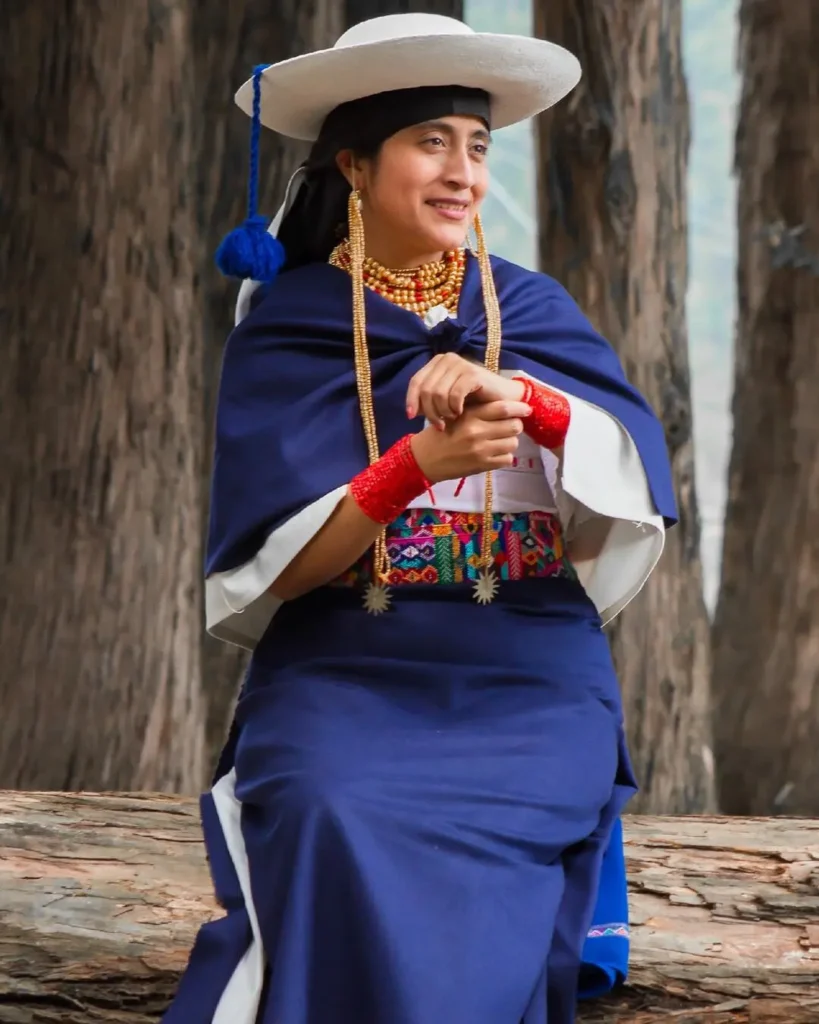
[
  {"xmin": 206, "ymin": 485, "xmax": 347, "ymax": 647},
  {"xmin": 211, "ymin": 770, "xmax": 265, "ymax": 1024},
  {"xmin": 503, "ymin": 370, "xmax": 665, "ymax": 624},
  {"xmin": 234, "ymin": 165, "xmax": 307, "ymax": 326}
]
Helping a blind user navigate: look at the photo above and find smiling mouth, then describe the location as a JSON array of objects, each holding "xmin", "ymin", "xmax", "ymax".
[
  {"xmin": 427, "ymin": 200, "xmax": 469, "ymax": 211},
  {"xmin": 426, "ymin": 200, "xmax": 470, "ymax": 219}
]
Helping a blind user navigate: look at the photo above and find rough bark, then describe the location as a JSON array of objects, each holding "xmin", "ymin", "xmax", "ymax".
[
  {"xmin": 191, "ymin": 0, "xmax": 343, "ymax": 767},
  {"xmin": 191, "ymin": 0, "xmax": 344, "ymax": 406},
  {"xmin": 579, "ymin": 815, "xmax": 819, "ymax": 1023},
  {"xmin": 0, "ymin": 2, "xmax": 206, "ymax": 792},
  {"xmin": 711, "ymin": 2, "xmax": 819, "ymax": 815},
  {"xmin": 534, "ymin": 1, "xmax": 715, "ymax": 815},
  {"xmin": 0, "ymin": 794, "xmax": 816, "ymax": 1023}
]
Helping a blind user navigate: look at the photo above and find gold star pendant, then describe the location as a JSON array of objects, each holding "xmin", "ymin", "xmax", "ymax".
[
  {"xmin": 363, "ymin": 582, "xmax": 392, "ymax": 615},
  {"xmin": 473, "ymin": 568, "xmax": 499, "ymax": 605}
]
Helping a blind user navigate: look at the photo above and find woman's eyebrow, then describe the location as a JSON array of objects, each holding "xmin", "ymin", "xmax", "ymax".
[{"xmin": 414, "ymin": 120, "xmax": 492, "ymax": 143}]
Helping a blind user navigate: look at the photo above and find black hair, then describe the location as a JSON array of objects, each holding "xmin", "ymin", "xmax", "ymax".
[
  {"xmin": 276, "ymin": 144, "xmax": 379, "ymax": 272},
  {"xmin": 276, "ymin": 85, "xmax": 491, "ymax": 272}
]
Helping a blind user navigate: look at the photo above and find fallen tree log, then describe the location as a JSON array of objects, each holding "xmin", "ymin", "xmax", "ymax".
[{"xmin": 0, "ymin": 794, "xmax": 816, "ymax": 1023}]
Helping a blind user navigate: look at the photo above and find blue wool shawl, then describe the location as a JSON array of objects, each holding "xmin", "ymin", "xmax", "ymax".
[{"xmin": 207, "ymin": 252, "xmax": 676, "ymax": 576}]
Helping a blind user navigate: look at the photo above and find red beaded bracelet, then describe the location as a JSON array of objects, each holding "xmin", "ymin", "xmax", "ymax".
[
  {"xmin": 512, "ymin": 376, "xmax": 571, "ymax": 451},
  {"xmin": 349, "ymin": 434, "xmax": 432, "ymax": 525}
]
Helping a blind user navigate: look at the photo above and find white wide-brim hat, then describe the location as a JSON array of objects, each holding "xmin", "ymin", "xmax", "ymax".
[{"xmin": 235, "ymin": 13, "xmax": 581, "ymax": 140}]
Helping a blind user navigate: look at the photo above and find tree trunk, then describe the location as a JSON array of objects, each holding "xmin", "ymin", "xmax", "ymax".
[
  {"xmin": 534, "ymin": 1, "xmax": 715, "ymax": 815},
  {"xmin": 191, "ymin": 0, "xmax": 344, "ymax": 773},
  {"xmin": 711, "ymin": 2, "xmax": 819, "ymax": 815},
  {"xmin": 0, "ymin": 2, "xmax": 206, "ymax": 793},
  {"xmin": 0, "ymin": 792, "xmax": 816, "ymax": 1023},
  {"xmin": 345, "ymin": 0, "xmax": 463, "ymax": 25}
]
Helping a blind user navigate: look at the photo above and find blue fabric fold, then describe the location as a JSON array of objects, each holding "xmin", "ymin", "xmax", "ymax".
[{"xmin": 580, "ymin": 817, "xmax": 630, "ymax": 997}]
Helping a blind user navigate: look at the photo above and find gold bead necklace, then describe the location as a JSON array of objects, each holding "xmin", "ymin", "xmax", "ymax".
[{"xmin": 330, "ymin": 241, "xmax": 466, "ymax": 318}]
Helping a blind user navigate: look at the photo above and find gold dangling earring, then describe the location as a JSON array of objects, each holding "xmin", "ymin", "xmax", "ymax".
[
  {"xmin": 347, "ymin": 186, "xmax": 392, "ymax": 615},
  {"xmin": 472, "ymin": 212, "xmax": 504, "ymax": 605}
]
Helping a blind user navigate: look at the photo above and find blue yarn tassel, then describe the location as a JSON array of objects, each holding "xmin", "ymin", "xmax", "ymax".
[
  {"xmin": 215, "ymin": 213, "xmax": 285, "ymax": 282},
  {"xmin": 215, "ymin": 64, "xmax": 285, "ymax": 282}
]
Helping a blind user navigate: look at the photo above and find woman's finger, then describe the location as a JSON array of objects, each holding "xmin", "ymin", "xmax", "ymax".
[
  {"xmin": 469, "ymin": 400, "xmax": 532, "ymax": 422},
  {"xmin": 405, "ymin": 357, "xmax": 442, "ymax": 418},
  {"xmin": 417, "ymin": 361, "xmax": 460, "ymax": 427},
  {"xmin": 473, "ymin": 420, "xmax": 524, "ymax": 447},
  {"xmin": 485, "ymin": 435, "xmax": 521, "ymax": 458},
  {"xmin": 448, "ymin": 374, "xmax": 482, "ymax": 416},
  {"xmin": 433, "ymin": 366, "xmax": 471, "ymax": 420}
]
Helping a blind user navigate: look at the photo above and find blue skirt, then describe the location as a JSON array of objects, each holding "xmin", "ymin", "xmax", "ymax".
[{"xmin": 164, "ymin": 577, "xmax": 636, "ymax": 1024}]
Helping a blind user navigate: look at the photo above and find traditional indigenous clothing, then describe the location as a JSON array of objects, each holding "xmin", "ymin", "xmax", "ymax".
[{"xmin": 164, "ymin": 13, "xmax": 676, "ymax": 1024}]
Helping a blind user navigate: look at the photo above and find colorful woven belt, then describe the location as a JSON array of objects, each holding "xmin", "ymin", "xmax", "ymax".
[{"xmin": 334, "ymin": 509, "xmax": 576, "ymax": 589}]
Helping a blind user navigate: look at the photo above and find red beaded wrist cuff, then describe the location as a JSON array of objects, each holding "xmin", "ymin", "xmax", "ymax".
[
  {"xmin": 349, "ymin": 434, "xmax": 432, "ymax": 525},
  {"xmin": 513, "ymin": 377, "xmax": 571, "ymax": 450}
]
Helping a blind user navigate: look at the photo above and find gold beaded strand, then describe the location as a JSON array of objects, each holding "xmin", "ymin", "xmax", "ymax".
[
  {"xmin": 471, "ymin": 212, "xmax": 503, "ymax": 605},
  {"xmin": 345, "ymin": 190, "xmax": 391, "ymax": 608},
  {"xmin": 333, "ymin": 191, "xmax": 504, "ymax": 610}
]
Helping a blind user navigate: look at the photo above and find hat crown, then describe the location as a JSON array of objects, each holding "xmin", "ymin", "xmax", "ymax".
[{"xmin": 334, "ymin": 13, "xmax": 473, "ymax": 50}]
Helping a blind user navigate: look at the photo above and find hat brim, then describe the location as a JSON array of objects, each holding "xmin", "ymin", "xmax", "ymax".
[{"xmin": 236, "ymin": 32, "xmax": 581, "ymax": 141}]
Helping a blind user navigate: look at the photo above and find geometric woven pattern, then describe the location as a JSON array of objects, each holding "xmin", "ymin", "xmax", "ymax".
[{"xmin": 335, "ymin": 508, "xmax": 577, "ymax": 588}]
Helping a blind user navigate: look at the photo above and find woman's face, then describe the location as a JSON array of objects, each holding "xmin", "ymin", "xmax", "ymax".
[{"xmin": 341, "ymin": 114, "xmax": 491, "ymax": 267}]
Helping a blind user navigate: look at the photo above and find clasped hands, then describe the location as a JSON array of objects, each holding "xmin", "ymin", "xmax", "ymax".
[{"xmin": 406, "ymin": 353, "xmax": 532, "ymax": 485}]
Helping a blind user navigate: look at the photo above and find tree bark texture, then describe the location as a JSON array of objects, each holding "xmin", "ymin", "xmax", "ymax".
[
  {"xmin": 0, "ymin": 2, "xmax": 206, "ymax": 793},
  {"xmin": 191, "ymin": 0, "xmax": 343, "ymax": 773},
  {"xmin": 711, "ymin": 1, "xmax": 819, "ymax": 815},
  {"xmin": 345, "ymin": 0, "xmax": 463, "ymax": 26},
  {"xmin": 0, "ymin": 794, "xmax": 816, "ymax": 1023},
  {"xmin": 534, "ymin": 1, "xmax": 715, "ymax": 815}
]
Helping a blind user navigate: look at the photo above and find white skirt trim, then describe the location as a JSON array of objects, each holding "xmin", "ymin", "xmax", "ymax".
[{"xmin": 210, "ymin": 770, "xmax": 265, "ymax": 1024}]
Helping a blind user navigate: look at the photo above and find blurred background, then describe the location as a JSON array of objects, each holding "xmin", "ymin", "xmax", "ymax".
[{"xmin": 2, "ymin": 0, "xmax": 817, "ymax": 818}]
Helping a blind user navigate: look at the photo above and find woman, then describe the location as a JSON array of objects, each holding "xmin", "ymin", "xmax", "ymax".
[{"xmin": 166, "ymin": 13, "xmax": 675, "ymax": 1024}]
